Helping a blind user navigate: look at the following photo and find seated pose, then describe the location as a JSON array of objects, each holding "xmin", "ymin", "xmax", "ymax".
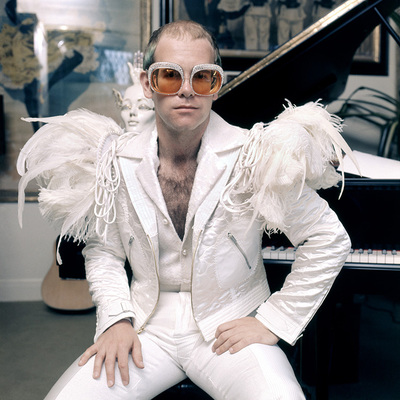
[{"xmin": 18, "ymin": 20, "xmax": 356, "ymax": 400}]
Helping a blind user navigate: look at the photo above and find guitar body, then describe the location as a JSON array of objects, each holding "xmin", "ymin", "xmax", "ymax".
[{"xmin": 41, "ymin": 237, "xmax": 94, "ymax": 312}]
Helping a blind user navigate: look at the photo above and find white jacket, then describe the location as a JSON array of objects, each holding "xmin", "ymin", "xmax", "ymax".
[
  {"xmin": 84, "ymin": 110, "xmax": 351, "ymax": 345},
  {"xmin": 18, "ymin": 104, "xmax": 353, "ymax": 345}
]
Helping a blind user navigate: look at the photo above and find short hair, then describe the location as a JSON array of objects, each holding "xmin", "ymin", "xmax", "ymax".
[{"xmin": 142, "ymin": 20, "xmax": 222, "ymax": 70}]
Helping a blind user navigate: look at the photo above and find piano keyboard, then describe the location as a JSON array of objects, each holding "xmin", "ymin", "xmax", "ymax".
[{"xmin": 262, "ymin": 246, "xmax": 400, "ymax": 268}]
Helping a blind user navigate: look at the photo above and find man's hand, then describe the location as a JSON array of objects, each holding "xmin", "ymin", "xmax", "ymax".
[
  {"xmin": 78, "ymin": 319, "xmax": 144, "ymax": 387},
  {"xmin": 212, "ymin": 317, "xmax": 279, "ymax": 355}
]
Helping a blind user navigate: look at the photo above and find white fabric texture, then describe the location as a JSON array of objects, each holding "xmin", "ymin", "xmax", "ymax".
[
  {"xmin": 17, "ymin": 105, "xmax": 354, "ymax": 345},
  {"xmin": 45, "ymin": 293, "xmax": 305, "ymax": 400},
  {"xmin": 17, "ymin": 102, "xmax": 355, "ymax": 399}
]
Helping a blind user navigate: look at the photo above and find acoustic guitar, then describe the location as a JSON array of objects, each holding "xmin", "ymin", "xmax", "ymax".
[{"xmin": 41, "ymin": 236, "xmax": 95, "ymax": 311}]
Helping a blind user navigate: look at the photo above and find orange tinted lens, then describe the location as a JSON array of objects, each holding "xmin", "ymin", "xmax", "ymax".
[
  {"xmin": 192, "ymin": 70, "xmax": 222, "ymax": 95},
  {"xmin": 151, "ymin": 68, "xmax": 182, "ymax": 94}
]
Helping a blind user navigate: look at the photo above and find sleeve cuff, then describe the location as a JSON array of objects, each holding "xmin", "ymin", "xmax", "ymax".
[
  {"xmin": 255, "ymin": 303, "xmax": 303, "ymax": 346},
  {"xmin": 94, "ymin": 300, "xmax": 136, "ymax": 342}
]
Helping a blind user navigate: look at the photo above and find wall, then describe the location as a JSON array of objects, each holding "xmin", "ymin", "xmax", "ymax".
[{"xmin": 0, "ymin": 202, "xmax": 58, "ymax": 301}]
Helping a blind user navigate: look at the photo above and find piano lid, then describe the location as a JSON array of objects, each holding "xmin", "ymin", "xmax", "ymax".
[{"xmin": 212, "ymin": 0, "xmax": 399, "ymax": 128}]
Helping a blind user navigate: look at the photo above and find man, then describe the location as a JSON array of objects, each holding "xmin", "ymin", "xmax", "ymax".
[{"xmin": 18, "ymin": 20, "xmax": 352, "ymax": 400}]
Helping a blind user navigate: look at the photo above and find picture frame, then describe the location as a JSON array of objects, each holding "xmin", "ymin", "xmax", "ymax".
[
  {"xmin": 170, "ymin": 0, "xmax": 389, "ymax": 75},
  {"xmin": 0, "ymin": 0, "xmax": 152, "ymax": 202},
  {"xmin": 351, "ymin": 25, "xmax": 389, "ymax": 75}
]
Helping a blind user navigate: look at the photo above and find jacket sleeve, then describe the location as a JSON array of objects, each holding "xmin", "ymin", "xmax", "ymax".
[
  {"xmin": 83, "ymin": 222, "xmax": 136, "ymax": 343},
  {"xmin": 255, "ymin": 183, "xmax": 351, "ymax": 345},
  {"xmin": 221, "ymin": 101, "xmax": 355, "ymax": 345},
  {"xmin": 17, "ymin": 108, "xmax": 136, "ymax": 342}
]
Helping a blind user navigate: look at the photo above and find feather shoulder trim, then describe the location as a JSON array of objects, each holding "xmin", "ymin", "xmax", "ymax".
[
  {"xmin": 17, "ymin": 109, "xmax": 129, "ymax": 255},
  {"xmin": 221, "ymin": 101, "xmax": 360, "ymax": 232}
]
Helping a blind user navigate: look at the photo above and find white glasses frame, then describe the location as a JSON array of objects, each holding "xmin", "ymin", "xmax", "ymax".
[{"xmin": 147, "ymin": 62, "xmax": 224, "ymax": 96}]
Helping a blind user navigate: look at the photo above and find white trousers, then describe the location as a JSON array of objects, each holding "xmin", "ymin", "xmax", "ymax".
[{"xmin": 45, "ymin": 292, "xmax": 306, "ymax": 400}]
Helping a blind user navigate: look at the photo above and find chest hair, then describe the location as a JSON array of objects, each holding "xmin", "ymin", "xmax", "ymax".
[{"xmin": 158, "ymin": 159, "xmax": 198, "ymax": 240}]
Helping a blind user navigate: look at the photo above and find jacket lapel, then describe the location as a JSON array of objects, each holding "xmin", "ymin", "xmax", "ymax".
[
  {"xmin": 189, "ymin": 111, "xmax": 246, "ymax": 233},
  {"xmin": 118, "ymin": 129, "xmax": 162, "ymax": 238},
  {"xmin": 117, "ymin": 112, "xmax": 247, "ymax": 238}
]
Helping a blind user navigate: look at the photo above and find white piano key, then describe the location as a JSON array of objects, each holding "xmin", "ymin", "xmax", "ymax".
[
  {"xmin": 262, "ymin": 246, "xmax": 297, "ymax": 261},
  {"xmin": 393, "ymin": 250, "xmax": 400, "ymax": 265},
  {"xmin": 286, "ymin": 247, "xmax": 296, "ymax": 261},
  {"xmin": 263, "ymin": 246, "xmax": 399, "ymax": 267},
  {"xmin": 350, "ymin": 249, "xmax": 360, "ymax": 263},
  {"xmin": 367, "ymin": 249, "xmax": 378, "ymax": 264},
  {"xmin": 346, "ymin": 249, "xmax": 353, "ymax": 263},
  {"xmin": 359, "ymin": 249, "xmax": 369, "ymax": 263},
  {"xmin": 385, "ymin": 250, "xmax": 394, "ymax": 264},
  {"xmin": 278, "ymin": 246, "xmax": 287, "ymax": 260},
  {"xmin": 376, "ymin": 250, "xmax": 386, "ymax": 264},
  {"xmin": 262, "ymin": 247, "xmax": 272, "ymax": 259}
]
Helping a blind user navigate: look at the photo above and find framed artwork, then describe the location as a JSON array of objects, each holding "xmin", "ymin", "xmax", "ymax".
[
  {"xmin": 170, "ymin": 0, "xmax": 389, "ymax": 74},
  {"xmin": 0, "ymin": 0, "xmax": 152, "ymax": 201},
  {"xmin": 352, "ymin": 25, "xmax": 389, "ymax": 75}
]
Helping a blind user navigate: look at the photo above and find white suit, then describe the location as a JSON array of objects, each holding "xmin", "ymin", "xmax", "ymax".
[{"xmin": 18, "ymin": 102, "xmax": 353, "ymax": 399}]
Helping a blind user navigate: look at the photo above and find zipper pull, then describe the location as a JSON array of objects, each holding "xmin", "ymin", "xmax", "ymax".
[
  {"xmin": 227, "ymin": 232, "xmax": 236, "ymax": 244},
  {"xmin": 228, "ymin": 232, "xmax": 252, "ymax": 269}
]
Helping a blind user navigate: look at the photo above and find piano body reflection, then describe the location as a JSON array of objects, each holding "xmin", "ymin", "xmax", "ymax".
[{"xmin": 211, "ymin": 0, "xmax": 400, "ymax": 399}]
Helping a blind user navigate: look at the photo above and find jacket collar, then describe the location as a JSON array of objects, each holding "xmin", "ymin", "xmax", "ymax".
[
  {"xmin": 117, "ymin": 111, "xmax": 246, "ymax": 160},
  {"xmin": 117, "ymin": 111, "xmax": 247, "ymax": 237}
]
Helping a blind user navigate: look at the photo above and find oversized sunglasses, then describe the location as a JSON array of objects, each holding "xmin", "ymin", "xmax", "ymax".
[{"xmin": 148, "ymin": 62, "xmax": 224, "ymax": 96}]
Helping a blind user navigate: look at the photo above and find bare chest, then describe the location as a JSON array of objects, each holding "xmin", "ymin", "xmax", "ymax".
[{"xmin": 157, "ymin": 161, "xmax": 197, "ymax": 240}]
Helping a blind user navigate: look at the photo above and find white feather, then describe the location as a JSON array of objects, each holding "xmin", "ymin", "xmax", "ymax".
[
  {"xmin": 221, "ymin": 101, "xmax": 360, "ymax": 232},
  {"xmin": 17, "ymin": 109, "xmax": 126, "ymax": 261}
]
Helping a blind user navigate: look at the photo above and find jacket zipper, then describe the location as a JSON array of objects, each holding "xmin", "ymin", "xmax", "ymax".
[
  {"xmin": 228, "ymin": 232, "xmax": 252, "ymax": 269},
  {"xmin": 136, "ymin": 234, "xmax": 160, "ymax": 334},
  {"xmin": 190, "ymin": 230, "xmax": 204, "ymax": 338}
]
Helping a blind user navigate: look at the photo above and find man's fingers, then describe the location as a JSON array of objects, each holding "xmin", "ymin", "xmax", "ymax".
[
  {"xmin": 212, "ymin": 326, "xmax": 238, "ymax": 352},
  {"xmin": 105, "ymin": 354, "xmax": 116, "ymax": 387},
  {"xmin": 78, "ymin": 320, "xmax": 143, "ymax": 387},
  {"xmin": 78, "ymin": 345, "xmax": 97, "ymax": 366},
  {"xmin": 117, "ymin": 352, "xmax": 130, "ymax": 386},
  {"xmin": 212, "ymin": 331, "xmax": 239, "ymax": 355},
  {"xmin": 214, "ymin": 321, "xmax": 234, "ymax": 339},
  {"xmin": 92, "ymin": 350, "xmax": 106, "ymax": 380},
  {"xmin": 132, "ymin": 336, "xmax": 144, "ymax": 369},
  {"xmin": 212, "ymin": 317, "xmax": 280, "ymax": 356}
]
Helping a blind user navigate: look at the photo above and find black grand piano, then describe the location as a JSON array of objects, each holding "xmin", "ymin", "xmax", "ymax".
[
  {"xmin": 158, "ymin": 1, "xmax": 400, "ymax": 399},
  {"xmin": 211, "ymin": 1, "xmax": 400, "ymax": 399},
  {"xmin": 213, "ymin": 0, "xmax": 400, "ymax": 126}
]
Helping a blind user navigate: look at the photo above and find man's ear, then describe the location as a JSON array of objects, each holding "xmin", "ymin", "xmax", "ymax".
[{"xmin": 140, "ymin": 71, "xmax": 153, "ymax": 99}]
